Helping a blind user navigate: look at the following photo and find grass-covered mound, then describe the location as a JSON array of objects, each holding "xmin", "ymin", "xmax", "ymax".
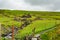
[
  {"xmin": 40, "ymin": 24, "xmax": 60, "ymax": 40},
  {"xmin": 15, "ymin": 20, "xmax": 59, "ymax": 39}
]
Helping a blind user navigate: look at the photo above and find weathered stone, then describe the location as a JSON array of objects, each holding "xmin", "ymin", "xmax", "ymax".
[{"xmin": 21, "ymin": 14, "xmax": 31, "ymax": 18}]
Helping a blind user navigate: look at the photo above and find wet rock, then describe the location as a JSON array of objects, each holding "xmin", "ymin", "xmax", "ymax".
[
  {"xmin": 21, "ymin": 14, "xmax": 31, "ymax": 18},
  {"xmin": 13, "ymin": 16, "xmax": 21, "ymax": 21}
]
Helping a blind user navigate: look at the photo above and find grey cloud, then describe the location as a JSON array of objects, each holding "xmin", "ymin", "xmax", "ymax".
[
  {"xmin": 0, "ymin": 0, "xmax": 20, "ymax": 9},
  {"xmin": 0, "ymin": 0, "xmax": 11, "ymax": 8},
  {"xmin": 25, "ymin": 0, "xmax": 55, "ymax": 5},
  {"xmin": 0, "ymin": 0, "xmax": 60, "ymax": 11},
  {"xmin": 25, "ymin": 0, "xmax": 60, "ymax": 10}
]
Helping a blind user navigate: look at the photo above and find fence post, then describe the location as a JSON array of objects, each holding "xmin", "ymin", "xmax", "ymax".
[{"xmin": 12, "ymin": 25, "xmax": 14, "ymax": 40}]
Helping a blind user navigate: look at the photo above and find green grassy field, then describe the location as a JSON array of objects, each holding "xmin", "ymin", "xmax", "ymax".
[
  {"xmin": 0, "ymin": 10, "xmax": 60, "ymax": 40},
  {"xmin": 40, "ymin": 23, "xmax": 60, "ymax": 40},
  {"xmin": 16, "ymin": 20, "xmax": 56, "ymax": 37}
]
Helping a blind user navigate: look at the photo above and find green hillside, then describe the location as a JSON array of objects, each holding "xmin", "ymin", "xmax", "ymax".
[{"xmin": 0, "ymin": 10, "xmax": 60, "ymax": 40}]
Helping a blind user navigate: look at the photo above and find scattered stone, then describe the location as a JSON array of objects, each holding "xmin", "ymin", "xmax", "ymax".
[
  {"xmin": 13, "ymin": 16, "xmax": 21, "ymax": 21},
  {"xmin": 21, "ymin": 14, "xmax": 31, "ymax": 18}
]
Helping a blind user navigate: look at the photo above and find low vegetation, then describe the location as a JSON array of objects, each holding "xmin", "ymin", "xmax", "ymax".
[{"xmin": 0, "ymin": 9, "xmax": 60, "ymax": 40}]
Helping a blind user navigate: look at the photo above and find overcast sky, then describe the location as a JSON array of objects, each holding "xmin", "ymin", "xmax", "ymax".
[{"xmin": 0, "ymin": 0, "xmax": 60, "ymax": 11}]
